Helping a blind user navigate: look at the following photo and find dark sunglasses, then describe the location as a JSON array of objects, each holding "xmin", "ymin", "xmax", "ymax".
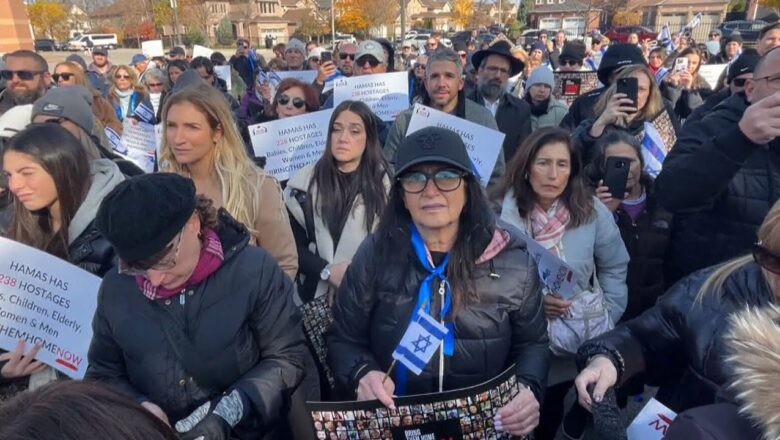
[
  {"xmin": 278, "ymin": 94, "xmax": 306, "ymax": 109},
  {"xmin": 52, "ymin": 73, "xmax": 74, "ymax": 82},
  {"xmin": 559, "ymin": 59, "xmax": 581, "ymax": 67},
  {"xmin": 115, "ymin": 74, "xmax": 131, "ymax": 80},
  {"xmin": 399, "ymin": 169, "xmax": 466, "ymax": 194},
  {"xmin": 732, "ymin": 78, "xmax": 748, "ymax": 87},
  {"xmin": 414, "ymin": 64, "xmax": 427, "ymax": 70},
  {"xmin": 339, "ymin": 53, "xmax": 356, "ymax": 60},
  {"xmin": 754, "ymin": 242, "xmax": 780, "ymax": 275},
  {"xmin": 356, "ymin": 56, "xmax": 381, "ymax": 67},
  {"xmin": 1, "ymin": 69, "xmax": 44, "ymax": 81},
  {"xmin": 709, "ymin": 34, "xmax": 719, "ymax": 37},
  {"xmin": 147, "ymin": 82, "xmax": 164, "ymax": 88}
]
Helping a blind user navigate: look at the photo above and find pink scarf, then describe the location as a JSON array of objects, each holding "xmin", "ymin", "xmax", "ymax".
[
  {"xmin": 135, "ymin": 229, "xmax": 224, "ymax": 300},
  {"xmin": 530, "ymin": 201, "xmax": 570, "ymax": 257},
  {"xmin": 476, "ymin": 227, "xmax": 511, "ymax": 264}
]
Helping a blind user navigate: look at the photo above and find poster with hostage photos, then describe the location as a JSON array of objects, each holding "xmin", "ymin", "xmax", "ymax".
[
  {"xmin": 553, "ymin": 71, "xmax": 600, "ymax": 107},
  {"xmin": 300, "ymin": 295, "xmax": 336, "ymax": 390},
  {"xmin": 307, "ymin": 366, "xmax": 522, "ymax": 440}
]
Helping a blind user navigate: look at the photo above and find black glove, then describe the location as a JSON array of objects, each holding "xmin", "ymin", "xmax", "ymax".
[{"xmin": 178, "ymin": 413, "xmax": 231, "ymax": 440}]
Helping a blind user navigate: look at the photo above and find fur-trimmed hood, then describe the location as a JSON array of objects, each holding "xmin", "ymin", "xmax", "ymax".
[{"xmin": 726, "ymin": 304, "xmax": 780, "ymax": 439}]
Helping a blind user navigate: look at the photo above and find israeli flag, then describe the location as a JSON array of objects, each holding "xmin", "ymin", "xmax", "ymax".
[
  {"xmin": 392, "ymin": 310, "xmax": 449, "ymax": 375},
  {"xmin": 681, "ymin": 12, "xmax": 702, "ymax": 34},
  {"xmin": 654, "ymin": 66, "xmax": 670, "ymax": 83},
  {"xmin": 105, "ymin": 126, "xmax": 124, "ymax": 154},
  {"xmin": 657, "ymin": 25, "xmax": 672, "ymax": 50},
  {"xmin": 641, "ymin": 122, "xmax": 667, "ymax": 178}
]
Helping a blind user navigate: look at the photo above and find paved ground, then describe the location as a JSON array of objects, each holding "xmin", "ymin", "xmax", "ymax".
[{"xmin": 39, "ymin": 47, "xmax": 276, "ymax": 71}]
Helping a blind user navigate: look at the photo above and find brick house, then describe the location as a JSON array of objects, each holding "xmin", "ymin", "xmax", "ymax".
[{"xmin": 528, "ymin": 0, "xmax": 601, "ymax": 36}]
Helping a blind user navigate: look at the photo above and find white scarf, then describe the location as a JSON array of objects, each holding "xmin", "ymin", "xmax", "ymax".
[
  {"xmin": 149, "ymin": 92, "xmax": 162, "ymax": 116},
  {"xmin": 115, "ymin": 88, "xmax": 133, "ymax": 118}
]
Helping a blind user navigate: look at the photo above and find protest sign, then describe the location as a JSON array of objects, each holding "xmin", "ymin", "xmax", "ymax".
[
  {"xmin": 117, "ymin": 120, "xmax": 157, "ymax": 173},
  {"xmin": 553, "ymin": 71, "xmax": 601, "ymax": 107},
  {"xmin": 406, "ymin": 104, "xmax": 504, "ymax": 187},
  {"xmin": 333, "ymin": 71, "xmax": 409, "ymax": 121},
  {"xmin": 627, "ymin": 398, "xmax": 677, "ymax": 440},
  {"xmin": 192, "ymin": 44, "xmax": 214, "ymax": 59},
  {"xmin": 698, "ymin": 64, "xmax": 727, "ymax": 89},
  {"xmin": 515, "ymin": 233, "xmax": 577, "ymax": 299},
  {"xmin": 300, "ymin": 295, "xmax": 336, "ymax": 390},
  {"xmin": 141, "ymin": 40, "xmax": 165, "ymax": 58},
  {"xmin": 248, "ymin": 109, "xmax": 333, "ymax": 181},
  {"xmin": 214, "ymin": 65, "xmax": 232, "ymax": 91},
  {"xmin": 264, "ymin": 70, "xmax": 318, "ymax": 99},
  {"xmin": 155, "ymin": 123, "xmax": 164, "ymax": 157},
  {"xmin": 0, "ymin": 237, "xmax": 101, "ymax": 379},
  {"xmin": 308, "ymin": 366, "xmax": 521, "ymax": 440}
]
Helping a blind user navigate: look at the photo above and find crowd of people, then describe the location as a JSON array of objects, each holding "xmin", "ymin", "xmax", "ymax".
[{"xmin": 0, "ymin": 21, "xmax": 779, "ymax": 440}]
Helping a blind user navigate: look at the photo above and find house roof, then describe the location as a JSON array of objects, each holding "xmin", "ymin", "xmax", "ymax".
[
  {"xmin": 227, "ymin": 12, "xmax": 289, "ymax": 23},
  {"xmin": 530, "ymin": 0, "xmax": 599, "ymax": 14},
  {"xmin": 282, "ymin": 8, "xmax": 314, "ymax": 23},
  {"xmin": 281, "ymin": 0, "xmax": 300, "ymax": 6},
  {"xmin": 419, "ymin": 0, "xmax": 447, "ymax": 9},
  {"xmin": 628, "ymin": 0, "xmax": 728, "ymax": 6}
]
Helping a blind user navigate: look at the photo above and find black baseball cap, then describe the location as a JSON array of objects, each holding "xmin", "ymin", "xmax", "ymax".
[{"xmin": 395, "ymin": 126, "xmax": 474, "ymax": 178}]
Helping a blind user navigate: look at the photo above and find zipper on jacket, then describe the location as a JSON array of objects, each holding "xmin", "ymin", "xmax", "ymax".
[{"xmin": 438, "ymin": 279, "xmax": 445, "ymax": 393}]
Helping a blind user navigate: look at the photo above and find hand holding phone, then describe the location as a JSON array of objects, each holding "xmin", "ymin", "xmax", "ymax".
[
  {"xmin": 674, "ymin": 57, "xmax": 689, "ymax": 73},
  {"xmin": 616, "ymin": 77, "xmax": 638, "ymax": 108},
  {"xmin": 321, "ymin": 51, "xmax": 332, "ymax": 62},
  {"xmin": 603, "ymin": 157, "xmax": 631, "ymax": 199}
]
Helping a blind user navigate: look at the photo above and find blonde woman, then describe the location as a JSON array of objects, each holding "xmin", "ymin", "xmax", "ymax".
[
  {"xmin": 574, "ymin": 199, "xmax": 780, "ymax": 415},
  {"xmin": 572, "ymin": 64, "xmax": 680, "ymax": 163},
  {"xmin": 159, "ymin": 83, "xmax": 298, "ymax": 278},
  {"xmin": 108, "ymin": 65, "xmax": 148, "ymax": 122},
  {"xmin": 54, "ymin": 61, "xmax": 123, "ymax": 137}
]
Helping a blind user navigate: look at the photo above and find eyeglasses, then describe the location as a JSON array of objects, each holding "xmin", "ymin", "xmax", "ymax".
[
  {"xmin": 52, "ymin": 73, "xmax": 74, "ymax": 82},
  {"xmin": 754, "ymin": 74, "xmax": 780, "ymax": 89},
  {"xmin": 147, "ymin": 82, "xmax": 164, "ymax": 88},
  {"xmin": 458, "ymin": 52, "xmax": 467, "ymax": 58},
  {"xmin": 310, "ymin": 57, "xmax": 320, "ymax": 63},
  {"xmin": 731, "ymin": 78, "xmax": 748, "ymax": 87},
  {"xmin": 119, "ymin": 232, "xmax": 184, "ymax": 276},
  {"xmin": 0, "ymin": 70, "xmax": 44, "ymax": 81},
  {"xmin": 278, "ymin": 94, "xmax": 306, "ymax": 109},
  {"xmin": 356, "ymin": 56, "xmax": 381, "ymax": 68},
  {"xmin": 339, "ymin": 53, "xmax": 356, "ymax": 60},
  {"xmin": 414, "ymin": 64, "xmax": 426, "ymax": 70},
  {"xmin": 559, "ymin": 59, "xmax": 581, "ymax": 67},
  {"xmin": 709, "ymin": 34, "xmax": 719, "ymax": 38},
  {"xmin": 753, "ymin": 242, "xmax": 780, "ymax": 275},
  {"xmin": 115, "ymin": 74, "xmax": 131, "ymax": 80},
  {"xmin": 399, "ymin": 169, "xmax": 466, "ymax": 194},
  {"xmin": 483, "ymin": 65, "xmax": 511, "ymax": 76}
]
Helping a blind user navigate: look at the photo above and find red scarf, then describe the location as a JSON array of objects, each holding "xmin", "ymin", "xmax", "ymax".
[{"xmin": 135, "ymin": 228, "xmax": 224, "ymax": 300}]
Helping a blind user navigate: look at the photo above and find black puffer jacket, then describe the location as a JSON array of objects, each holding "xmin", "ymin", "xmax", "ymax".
[
  {"xmin": 577, "ymin": 262, "xmax": 772, "ymax": 413},
  {"xmin": 327, "ymin": 222, "xmax": 550, "ymax": 402},
  {"xmin": 67, "ymin": 221, "xmax": 115, "ymax": 277},
  {"xmin": 656, "ymin": 93, "xmax": 780, "ymax": 284},
  {"xmin": 559, "ymin": 87, "xmax": 604, "ymax": 132},
  {"xmin": 614, "ymin": 180, "xmax": 673, "ymax": 322},
  {"xmin": 86, "ymin": 210, "xmax": 306, "ymax": 438},
  {"xmin": 660, "ymin": 77, "xmax": 714, "ymax": 120}
]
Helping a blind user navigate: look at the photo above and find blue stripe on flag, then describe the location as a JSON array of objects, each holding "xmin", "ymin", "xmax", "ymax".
[
  {"xmin": 417, "ymin": 314, "xmax": 447, "ymax": 341},
  {"xmin": 393, "ymin": 345, "xmax": 427, "ymax": 374}
]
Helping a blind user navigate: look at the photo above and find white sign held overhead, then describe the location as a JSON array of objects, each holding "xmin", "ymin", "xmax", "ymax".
[
  {"xmin": 192, "ymin": 44, "xmax": 214, "ymax": 59},
  {"xmin": 0, "ymin": 237, "xmax": 102, "ymax": 379},
  {"xmin": 214, "ymin": 65, "xmax": 232, "ymax": 91},
  {"xmin": 405, "ymin": 104, "xmax": 504, "ymax": 187},
  {"xmin": 332, "ymin": 71, "xmax": 409, "ymax": 121},
  {"xmin": 141, "ymin": 40, "xmax": 165, "ymax": 58},
  {"xmin": 248, "ymin": 109, "xmax": 334, "ymax": 181},
  {"xmin": 261, "ymin": 70, "xmax": 318, "ymax": 100},
  {"xmin": 698, "ymin": 64, "xmax": 727, "ymax": 89}
]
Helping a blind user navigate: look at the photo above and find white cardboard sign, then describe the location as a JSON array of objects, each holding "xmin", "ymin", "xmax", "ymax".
[
  {"xmin": 0, "ymin": 237, "xmax": 101, "ymax": 379},
  {"xmin": 333, "ymin": 71, "xmax": 409, "ymax": 121},
  {"xmin": 515, "ymin": 233, "xmax": 577, "ymax": 299},
  {"xmin": 405, "ymin": 104, "xmax": 504, "ymax": 187},
  {"xmin": 118, "ymin": 120, "xmax": 156, "ymax": 173},
  {"xmin": 214, "ymin": 65, "xmax": 232, "ymax": 91},
  {"xmin": 192, "ymin": 44, "xmax": 214, "ymax": 59},
  {"xmin": 248, "ymin": 109, "xmax": 334, "ymax": 181},
  {"xmin": 627, "ymin": 398, "xmax": 677, "ymax": 440},
  {"xmin": 141, "ymin": 40, "xmax": 165, "ymax": 58},
  {"xmin": 698, "ymin": 64, "xmax": 727, "ymax": 89}
]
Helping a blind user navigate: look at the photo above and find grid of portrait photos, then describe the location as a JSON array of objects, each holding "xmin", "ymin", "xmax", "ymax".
[
  {"xmin": 300, "ymin": 295, "xmax": 336, "ymax": 390},
  {"xmin": 553, "ymin": 71, "xmax": 601, "ymax": 107},
  {"xmin": 308, "ymin": 366, "xmax": 521, "ymax": 440}
]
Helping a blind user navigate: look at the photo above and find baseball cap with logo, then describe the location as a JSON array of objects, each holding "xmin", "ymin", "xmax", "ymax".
[
  {"xmin": 0, "ymin": 104, "xmax": 32, "ymax": 139},
  {"xmin": 356, "ymin": 40, "xmax": 386, "ymax": 64},
  {"xmin": 394, "ymin": 126, "xmax": 474, "ymax": 178},
  {"xmin": 31, "ymin": 86, "xmax": 95, "ymax": 136}
]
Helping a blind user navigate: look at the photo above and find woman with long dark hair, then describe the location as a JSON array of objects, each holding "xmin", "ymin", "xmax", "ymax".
[
  {"xmin": 1, "ymin": 123, "xmax": 123, "ymax": 400},
  {"xmin": 328, "ymin": 126, "xmax": 549, "ymax": 437},
  {"xmin": 166, "ymin": 59, "xmax": 189, "ymax": 88},
  {"xmin": 285, "ymin": 100, "xmax": 390, "ymax": 303},
  {"xmin": 493, "ymin": 127, "xmax": 629, "ymax": 439},
  {"xmin": 661, "ymin": 47, "xmax": 713, "ymax": 120}
]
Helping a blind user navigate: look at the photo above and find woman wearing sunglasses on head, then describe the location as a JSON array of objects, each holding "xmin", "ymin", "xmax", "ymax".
[
  {"xmin": 159, "ymin": 83, "xmax": 298, "ymax": 280},
  {"xmin": 109, "ymin": 65, "xmax": 149, "ymax": 122},
  {"xmin": 0, "ymin": 123, "xmax": 124, "ymax": 400},
  {"xmin": 86, "ymin": 173, "xmax": 306, "ymax": 440},
  {"xmin": 328, "ymin": 126, "xmax": 550, "ymax": 437},
  {"xmin": 53, "ymin": 61, "xmax": 123, "ymax": 138},
  {"xmin": 574, "ymin": 201, "xmax": 780, "ymax": 421}
]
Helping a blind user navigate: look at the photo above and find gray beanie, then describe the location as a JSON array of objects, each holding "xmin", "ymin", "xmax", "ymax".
[
  {"xmin": 65, "ymin": 54, "xmax": 88, "ymax": 71},
  {"xmin": 525, "ymin": 67, "xmax": 555, "ymax": 91},
  {"xmin": 286, "ymin": 38, "xmax": 306, "ymax": 54},
  {"xmin": 32, "ymin": 86, "xmax": 94, "ymax": 136}
]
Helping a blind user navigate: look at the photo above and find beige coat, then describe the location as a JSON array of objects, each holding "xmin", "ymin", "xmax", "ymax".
[{"xmin": 251, "ymin": 171, "xmax": 299, "ymax": 280}]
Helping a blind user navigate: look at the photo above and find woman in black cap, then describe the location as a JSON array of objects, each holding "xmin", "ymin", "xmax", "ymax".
[
  {"xmin": 327, "ymin": 126, "xmax": 550, "ymax": 437},
  {"xmin": 86, "ymin": 173, "xmax": 306, "ymax": 440}
]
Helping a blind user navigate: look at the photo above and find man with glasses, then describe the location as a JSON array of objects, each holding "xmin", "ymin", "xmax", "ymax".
[
  {"xmin": 337, "ymin": 43, "xmax": 357, "ymax": 77},
  {"xmin": 425, "ymin": 37, "xmax": 439, "ymax": 55},
  {"xmin": 656, "ymin": 46, "xmax": 780, "ymax": 283},
  {"xmin": 557, "ymin": 40, "xmax": 586, "ymax": 72},
  {"xmin": 230, "ymin": 38, "xmax": 262, "ymax": 90},
  {"xmin": 709, "ymin": 29, "xmax": 721, "ymax": 42},
  {"xmin": 466, "ymin": 41, "xmax": 531, "ymax": 161},
  {"xmin": 0, "ymin": 50, "xmax": 50, "ymax": 116},
  {"xmin": 385, "ymin": 48, "xmax": 505, "ymax": 190}
]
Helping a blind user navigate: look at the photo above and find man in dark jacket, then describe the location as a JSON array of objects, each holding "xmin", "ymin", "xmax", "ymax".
[
  {"xmin": 467, "ymin": 41, "xmax": 532, "ymax": 162},
  {"xmin": 559, "ymin": 43, "xmax": 647, "ymax": 132},
  {"xmin": 0, "ymin": 50, "xmax": 50, "ymax": 116},
  {"xmin": 230, "ymin": 38, "xmax": 259, "ymax": 89},
  {"xmin": 656, "ymin": 46, "xmax": 780, "ymax": 283},
  {"xmin": 88, "ymin": 173, "xmax": 306, "ymax": 439}
]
